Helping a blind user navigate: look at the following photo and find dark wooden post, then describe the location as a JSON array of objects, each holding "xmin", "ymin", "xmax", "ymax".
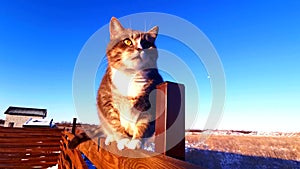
[
  {"xmin": 155, "ymin": 82, "xmax": 185, "ymax": 160},
  {"xmin": 72, "ymin": 118, "xmax": 77, "ymax": 134}
]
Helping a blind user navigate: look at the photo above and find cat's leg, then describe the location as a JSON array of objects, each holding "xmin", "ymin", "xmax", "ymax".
[
  {"xmin": 125, "ymin": 112, "xmax": 151, "ymax": 149},
  {"xmin": 104, "ymin": 134, "xmax": 115, "ymax": 145},
  {"xmin": 100, "ymin": 106, "xmax": 129, "ymax": 148}
]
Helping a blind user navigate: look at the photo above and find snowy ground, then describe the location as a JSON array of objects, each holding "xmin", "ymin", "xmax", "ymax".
[{"xmin": 185, "ymin": 131, "xmax": 300, "ymax": 169}]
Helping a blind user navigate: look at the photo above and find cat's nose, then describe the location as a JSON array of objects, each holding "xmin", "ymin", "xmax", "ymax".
[{"xmin": 137, "ymin": 47, "xmax": 143, "ymax": 52}]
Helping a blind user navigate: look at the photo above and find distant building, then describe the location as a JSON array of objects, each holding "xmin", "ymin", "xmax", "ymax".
[{"xmin": 4, "ymin": 106, "xmax": 47, "ymax": 127}]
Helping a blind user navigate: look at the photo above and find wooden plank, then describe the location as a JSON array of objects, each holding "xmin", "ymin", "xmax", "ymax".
[
  {"xmin": 0, "ymin": 155, "xmax": 58, "ymax": 163},
  {"xmin": 118, "ymin": 155, "xmax": 199, "ymax": 169},
  {"xmin": 0, "ymin": 160, "xmax": 58, "ymax": 168},
  {"xmin": 74, "ymin": 137, "xmax": 201, "ymax": 169},
  {"xmin": 73, "ymin": 149, "xmax": 89, "ymax": 169},
  {"xmin": 61, "ymin": 126, "xmax": 202, "ymax": 169},
  {"xmin": 0, "ymin": 137, "xmax": 61, "ymax": 143},
  {"xmin": 0, "ymin": 127, "xmax": 61, "ymax": 168},
  {"xmin": 78, "ymin": 138, "xmax": 119, "ymax": 169},
  {"xmin": 155, "ymin": 82, "xmax": 186, "ymax": 160},
  {"xmin": 0, "ymin": 147, "xmax": 61, "ymax": 153},
  {"xmin": 0, "ymin": 128, "xmax": 63, "ymax": 138},
  {"xmin": 0, "ymin": 164, "xmax": 57, "ymax": 169},
  {"xmin": 0, "ymin": 162, "xmax": 57, "ymax": 169},
  {"xmin": 0, "ymin": 132, "xmax": 62, "ymax": 137},
  {"xmin": 0, "ymin": 152, "xmax": 60, "ymax": 158},
  {"xmin": 59, "ymin": 145, "xmax": 70, "ymax": 169},
  {"xmin": 0, "ymin": 142, "xmax": 60, "ymax": 148},
  {"xmin": 60, "ymin": 131, "xmax": 88, "ymax": 169},
  {"xmin": 0, "ymin": 127, "xmax": 63, "ymax": 133}
]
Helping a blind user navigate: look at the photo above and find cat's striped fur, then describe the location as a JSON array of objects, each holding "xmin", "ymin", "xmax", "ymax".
[{"xmin": 69, "ymin": 17, "xmax": 163, "ymax": 150}]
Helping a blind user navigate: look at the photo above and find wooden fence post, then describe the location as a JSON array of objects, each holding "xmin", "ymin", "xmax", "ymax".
[
  {"xmin": 72, "ymin": 118, "xmax": 77, "ymax": 134},
  {"xmin": 155, "ymin": 82, "xmax": 185, "ymax": 160}
]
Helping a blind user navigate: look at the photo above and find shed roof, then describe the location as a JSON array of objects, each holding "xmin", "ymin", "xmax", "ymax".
[{"xmin": 4, "ymin": 106, "xmax": 47, "ymax": 117}]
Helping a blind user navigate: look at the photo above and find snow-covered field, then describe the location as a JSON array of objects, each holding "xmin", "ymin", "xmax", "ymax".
[{"xmin": 185, "ymin": 131, "xmax": 300, "ymax": 169}]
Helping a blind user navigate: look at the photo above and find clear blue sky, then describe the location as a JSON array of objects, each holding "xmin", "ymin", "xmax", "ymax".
[{"xmin": 0, "ymin": 1, "xmax": 299, "ymax": 131}]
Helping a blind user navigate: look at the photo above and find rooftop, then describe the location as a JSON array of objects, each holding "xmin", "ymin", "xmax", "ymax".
[{"xmin": 4, "ymin": 106, "xmax": 47, "ymax": 118}]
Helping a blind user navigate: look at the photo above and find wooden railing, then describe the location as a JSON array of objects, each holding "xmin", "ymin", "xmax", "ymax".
[
  {"xmin": 0, "ymin": 127, "xmax": 63, "ymax": 168},
  {"xmin": 0, "ymin": 82, "xmax": 203, "ymax": 168},
  {"xmin": 59, "ymin": 82, "xmax": 203, "ymax": 169},
  {"xmin": 60, "ymin": 131, "xmax": 88, "ymax": 169},
  {"xmin": 60, "ymin": 131, "xmax": 202, "ymax": 169}
]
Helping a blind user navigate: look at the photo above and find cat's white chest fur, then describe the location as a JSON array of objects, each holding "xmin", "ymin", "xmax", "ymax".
[{"xmin": 111, "ymin": 68, "xmax": 147, "ymax": 97}]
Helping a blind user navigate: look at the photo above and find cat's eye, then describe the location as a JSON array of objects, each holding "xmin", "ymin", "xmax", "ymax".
[{"xmin": 123, "ymin": 39, "xmax": 132, "ymax": 46}]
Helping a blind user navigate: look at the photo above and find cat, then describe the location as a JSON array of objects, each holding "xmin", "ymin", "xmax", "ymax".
[{"xmin": 69, "ymin": 17, "xmax": 163, "ymax": 150}]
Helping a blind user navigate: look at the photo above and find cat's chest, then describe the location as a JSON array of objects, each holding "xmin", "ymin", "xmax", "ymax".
[{"xmin": 111, "ymin": 68, "xmax": 147, "ymax": 97}]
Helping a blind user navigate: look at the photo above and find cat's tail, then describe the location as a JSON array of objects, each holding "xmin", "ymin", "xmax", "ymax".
[{"xmin": 68, "ymin": 125, "xmax": 104, "ymax": 149}]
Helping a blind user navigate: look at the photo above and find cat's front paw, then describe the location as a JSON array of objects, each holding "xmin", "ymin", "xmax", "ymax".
[
  {"xmin": 126, "ymin": 139, "xmax": 142, "ymax": 149},
  {"xmin": 117, "ymin": 138, "xmax": 130, "ymax": 150},
  {"xmin": 105, "ymin": 135, "xmax": 114, "ymax": 146}
]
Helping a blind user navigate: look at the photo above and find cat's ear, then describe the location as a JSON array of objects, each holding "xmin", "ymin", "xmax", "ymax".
[
  {"xmin": 110, "ymin": 17, "xmax": 124, "ymax": 39},
  {"xmin": 147, "ymin": 26, "xmax": 159, "ymax": 39}
]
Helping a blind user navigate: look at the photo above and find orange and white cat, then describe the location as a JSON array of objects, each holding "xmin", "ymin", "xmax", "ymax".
[{"xmin": 69, "ymin": 17, "xmax": 163, "ymax": 150}]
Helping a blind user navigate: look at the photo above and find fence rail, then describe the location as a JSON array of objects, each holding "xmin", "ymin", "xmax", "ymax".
[
  {"xmin": 59, "ymin": 82, "xmax": 202, "ymax": 169},
  {"xmin": 0, "ymin": 127, "xmax": 63, "ymax": 168},
  {"xmin": 1, "ymin": 82, "xmax": 204, "ymax": 168},
  {"xmin": 60, "ymin": 131, "xmax": 202, "ymax": 169}
]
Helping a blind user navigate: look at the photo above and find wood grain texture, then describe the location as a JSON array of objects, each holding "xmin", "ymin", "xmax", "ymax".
[
  {"xmin": 61, "ymin": 131, "xmax": 202, "ymax": 169},
  {"xmin": 0, "ymin": 127, "xmax": 63, "ymax": 168},
  {"xmin": 59, "ymin": 130, "xmax": 88, "ymax": 169}
]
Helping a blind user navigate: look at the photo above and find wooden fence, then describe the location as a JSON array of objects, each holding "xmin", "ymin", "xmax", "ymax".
[
  {"xmin": 59, "ymin": 82, "xmax": 202, "ymax": 169},
  {"xmin": 0, "ymin": 127, "xmax": 63, "ymax": 168},
  {"xmin": 60, "ymin": 131, "xmax": 202, "ymax": 169},
  {"xmin": 0, "ymin": 82, "xmax": 204, "ymax": 168}
]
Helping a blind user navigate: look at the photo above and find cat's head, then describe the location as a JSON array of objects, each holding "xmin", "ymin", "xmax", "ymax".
[{"xmin": 106, "ymin": 17, "xmax": 159, "ymax": 73}]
